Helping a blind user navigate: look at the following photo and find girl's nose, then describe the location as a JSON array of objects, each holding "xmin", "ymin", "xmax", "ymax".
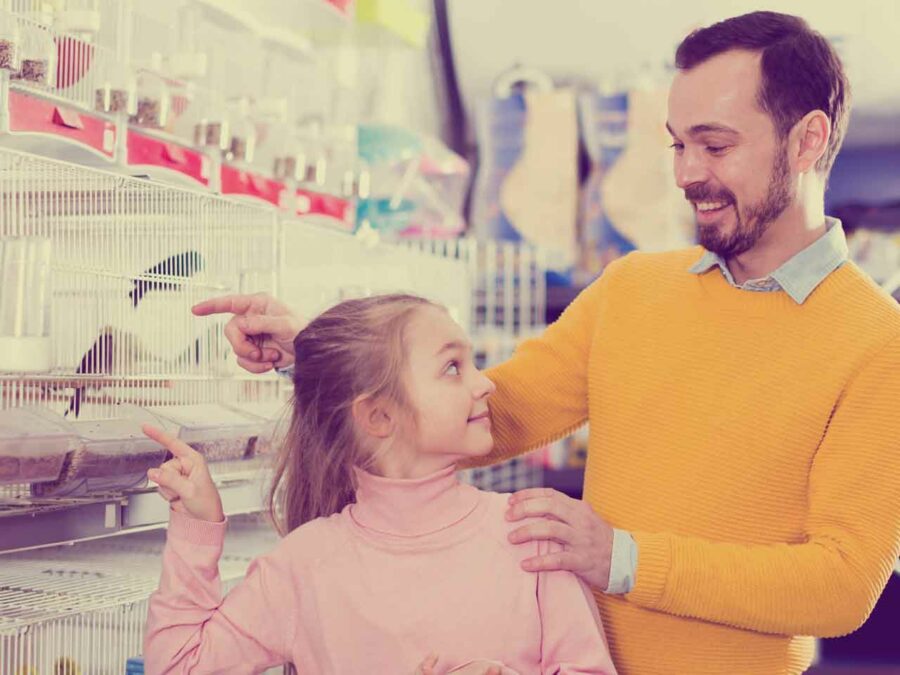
[{"xmin": 473, "ymin": 370, "xmax": 496, "ymax": 399}]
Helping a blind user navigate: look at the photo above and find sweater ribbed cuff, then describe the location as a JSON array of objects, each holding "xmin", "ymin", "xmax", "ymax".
[
  {"xmin": 626, "ymin": 531, "xmax": 672, "ymax": 610},
  {"xmin": 167, "ymin": 508, "xmax": 228, "ymax": 547}
]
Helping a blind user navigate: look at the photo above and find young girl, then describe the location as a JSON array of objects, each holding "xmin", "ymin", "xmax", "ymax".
[{"xmin": 142, "ymin": 294, "xmax": 617, "ymax": 674}]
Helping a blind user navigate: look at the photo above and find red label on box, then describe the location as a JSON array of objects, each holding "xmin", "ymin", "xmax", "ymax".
[
  {"xmin": 220, "ymin": 165, "xmax": 285, "ymax": 207},
  {"xmin": 295, "ymin": 189, "xmax": 353, "ymax": 229},
  {"xmin": 325, "ymin": 0, "xmax": 354, "ymax": 15},
  {"xmin": 8, "ymin": 90, "xmax": 115, "ymax": 158},
  {"xmin": 126, "ymin": 131, "xmax": 210, "ymax": 186}
]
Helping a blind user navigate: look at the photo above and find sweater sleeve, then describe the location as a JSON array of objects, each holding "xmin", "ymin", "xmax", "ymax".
[
  {"xmin": 626, "ymin": 333, "xmax": 900, "ymax": 637},
  {"xmin": 537, "ymin": 540, "xmax": 618, "ymax": 674},
  {"xmin": 464, "ymin": 260, "xmax": 618, "ymax": 469},
  {"xmin": 144, "ymin": 510, "xmax": 295, "ymax": 673}
]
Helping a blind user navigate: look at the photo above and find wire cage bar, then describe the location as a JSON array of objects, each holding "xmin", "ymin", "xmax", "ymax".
[{"xmin": 0, "ymin": 514, "xmax": 279, "ymax": 674}]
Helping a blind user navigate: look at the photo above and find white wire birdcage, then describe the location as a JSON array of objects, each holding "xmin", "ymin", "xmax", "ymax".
[
  {"xmin": 6, "ymin": 0, "xmax": 117, "ymax": 112},
  {"xmin": 0, "ymin": 146, "xmax": 283, "ymax": 495},
  {"xmin": 0, "ymin": 513, "xmax": 281, "ymax": 674}
]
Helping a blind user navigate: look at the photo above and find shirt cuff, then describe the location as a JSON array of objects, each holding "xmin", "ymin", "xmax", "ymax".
[
  {"xmin": 606, "ymin": 528, "xmax": 638, "ymax": 594},
  {"xmin": 167, "ymin": 508, "xmax": 228, "ymax": 547}
]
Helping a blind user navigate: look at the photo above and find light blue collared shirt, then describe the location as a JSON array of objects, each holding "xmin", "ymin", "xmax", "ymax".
[
  {"xmin": 687, "ymin": 216, "xmax": 849, "ymax": 303},
  {"xmin": 607, "ymin": 217, "xmax": 851, "ymax": 596}
]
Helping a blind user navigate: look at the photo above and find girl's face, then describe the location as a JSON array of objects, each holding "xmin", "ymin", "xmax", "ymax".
[{"xmin": 394, "ymin": 306, "xmax": 496, "ymax": 475}]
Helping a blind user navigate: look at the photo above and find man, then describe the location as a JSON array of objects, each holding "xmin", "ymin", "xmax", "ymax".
[{"xmin": 195, "ymin": 12, "xmax": 900, "ymax": 674}]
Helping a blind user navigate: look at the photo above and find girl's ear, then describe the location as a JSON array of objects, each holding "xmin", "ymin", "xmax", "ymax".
[{"xmin": 352, "ymin": 394, "xmax": 396, "ymax": 439}]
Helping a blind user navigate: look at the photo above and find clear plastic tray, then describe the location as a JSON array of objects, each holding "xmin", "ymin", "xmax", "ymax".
[
  {"xmin": 0, "ymin": 407, "xmax": 74, "ymax": 484},
  {"xmin": 30, "ymin": 405, "xmax": 177, "ymax": 497},
  {"xmin": 150, "ymin": 403, "xmax": 263, "ymax": 462},
  {"xmin": 224, "ymin": 400, "xmax": 289, "ymax": 457}
]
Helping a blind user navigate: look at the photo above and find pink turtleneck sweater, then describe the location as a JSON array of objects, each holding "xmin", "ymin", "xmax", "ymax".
[{"xmin": 144, "ymin": 466, "xmax": 617, "ymax": 674}]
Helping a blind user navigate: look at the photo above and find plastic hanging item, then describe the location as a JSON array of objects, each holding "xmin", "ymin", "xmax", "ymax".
[
  {"xmin": 11, "ymin": 5, "xmax": 55, "ymax": 86},
  {"xmin": 576, "ymin": 88, "xmax": 634, "ymax": 281},
  {"xmin": 357, "ymin": 124, "xmax": 422, "ymax": 165},
  {"xmin": 0, "ymin": 1, "xmax": 20, "ymax": 73},
  {"xmin": 95, "ymin": 61, "xmax": 136, "ymax": 115}
]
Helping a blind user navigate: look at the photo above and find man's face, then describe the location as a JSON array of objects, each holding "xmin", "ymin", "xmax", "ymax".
[{"xmin": 667, "ymin": 49, "xmax": 795, "ymax": 259}]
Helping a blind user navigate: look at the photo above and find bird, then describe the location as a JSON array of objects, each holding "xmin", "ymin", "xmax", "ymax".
[
  {"xmin": 65, "ymin": 251, "xmax": 207, "ymax": 417},
  {"xmin": 65, "ymin": 328, "xmax": 152, "ymax": 418},
  {"xmin": 128, "ymin": 251, "xmax": 204, "ymax": 308}
]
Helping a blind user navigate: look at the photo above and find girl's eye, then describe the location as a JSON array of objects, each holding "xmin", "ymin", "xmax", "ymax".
[
  {"xmin": 445, "ymin": 361, "xmax": 460, "ymax": 376},
  {"xmin": 669, "ymin": 142, "xmax": 684, "ymax": 152},
  {"xmin": 707, "ymin": 146, "xmax": 728, "ymax": 155}
]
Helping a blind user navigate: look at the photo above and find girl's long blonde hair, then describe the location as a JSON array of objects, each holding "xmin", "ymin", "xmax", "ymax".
[{"xmin": 268, "ymin": 293, "xmax": 436, "ymax": 535}]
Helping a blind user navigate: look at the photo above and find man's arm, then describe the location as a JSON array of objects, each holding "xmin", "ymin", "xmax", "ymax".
[
  {"xmin": 465, "ymin": 259, "xmax": 622, "ymax": 468},
  {"xmin": 625, "ymin": 333, "xmax": 900, "ymax": 636}
]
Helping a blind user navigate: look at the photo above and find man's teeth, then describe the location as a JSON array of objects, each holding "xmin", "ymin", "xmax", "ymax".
[{"xmin": 696, "ymin": 202, "xmax": 729, "ymax": 212}]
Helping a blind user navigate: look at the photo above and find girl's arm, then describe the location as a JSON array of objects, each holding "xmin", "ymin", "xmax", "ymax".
[
  {"xmin": 140, "ymin": 425, "xmax": 295, "ymax": 673},
  {"xmin": 144, "ymin": 511, "xmax": 295, "ymax": 673},
  {"xmin": 537, "ymin": 540, "xmax": 618, "ymax": 675}
]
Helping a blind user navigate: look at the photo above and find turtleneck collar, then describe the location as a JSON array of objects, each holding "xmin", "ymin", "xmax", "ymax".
[{"xmin": 349, "ymin": 464, "xmax": 481, "ymax": 537}]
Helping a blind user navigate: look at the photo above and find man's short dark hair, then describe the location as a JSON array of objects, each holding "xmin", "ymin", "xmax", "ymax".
[{"xmin": 675, "ymin": 11, "xmax": 850, "ymax": 176}]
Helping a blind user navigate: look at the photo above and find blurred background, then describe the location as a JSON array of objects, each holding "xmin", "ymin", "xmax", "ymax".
[{"xmin": 0, "ymin": 0, "xmax": 897, "ymax": 672}]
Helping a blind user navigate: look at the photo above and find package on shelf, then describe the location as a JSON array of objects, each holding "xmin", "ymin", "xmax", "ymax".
[
  {"xmin": 224, "ymin": 399, "xmax": 290, "ymax": 457},
  {"xmin": 30, "ymin": 404, "xmax": 177, "ymax": 496},
  {"xmin": 256, "ymin": 28, "xmax": 320, "ymax": 179},
  {"xmin": 0, "ymin": 406, "xmax": 74, "ymax": 484},
  {"xmin": 149, "ymin": 402, "xmax": 263, "ymax": 462}
]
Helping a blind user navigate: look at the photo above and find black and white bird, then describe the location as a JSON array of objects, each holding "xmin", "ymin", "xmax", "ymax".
[{"xmin": 65, "ymin": 251, "xmax": 206, "ymax": 418}]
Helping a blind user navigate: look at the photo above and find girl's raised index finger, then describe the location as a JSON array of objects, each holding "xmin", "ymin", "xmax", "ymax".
[{"xmin": 141, "ymin": 424, "xmax": 194, "ymax": 459}]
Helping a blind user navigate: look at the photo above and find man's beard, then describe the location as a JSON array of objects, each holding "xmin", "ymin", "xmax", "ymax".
[{"xmin": 689, "ymin": 144, "xmax": 793, "ymax": 259}]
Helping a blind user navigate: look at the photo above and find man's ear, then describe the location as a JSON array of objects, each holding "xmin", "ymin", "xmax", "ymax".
[
  {"xmin": 792, "ymin": 110, "xmax": 831, "ymax": 174},
  {"xmin": 352, "ymin": 394, "xmax": 396, "ymax": 439}
]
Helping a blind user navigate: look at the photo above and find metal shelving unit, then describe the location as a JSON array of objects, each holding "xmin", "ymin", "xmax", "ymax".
[
  {"xmin": 0, "ymin": 513, "xmax": 280, "ymax": 674},
  {"xmin": 0, "ymin": 460, "xmax": 270, "ymax": 554}
]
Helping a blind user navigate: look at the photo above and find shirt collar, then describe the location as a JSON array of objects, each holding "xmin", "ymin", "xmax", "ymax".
[
  {"xmin": 689, "ymin": 217, "xmax": 849, "ymax": 304},
  {"xmin": 349, "ymin": 464, "xmax": 480, "ymax": 537}
]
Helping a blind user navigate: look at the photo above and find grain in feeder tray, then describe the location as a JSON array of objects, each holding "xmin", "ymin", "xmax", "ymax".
[{"xmin": 0, "ymin": 407, "xmax": 74, "ymax": 485}]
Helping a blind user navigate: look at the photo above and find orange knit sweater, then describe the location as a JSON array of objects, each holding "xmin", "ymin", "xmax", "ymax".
[{"xmin": 482, "ymin": 248, "xmax": 900, "ymax": 674}]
